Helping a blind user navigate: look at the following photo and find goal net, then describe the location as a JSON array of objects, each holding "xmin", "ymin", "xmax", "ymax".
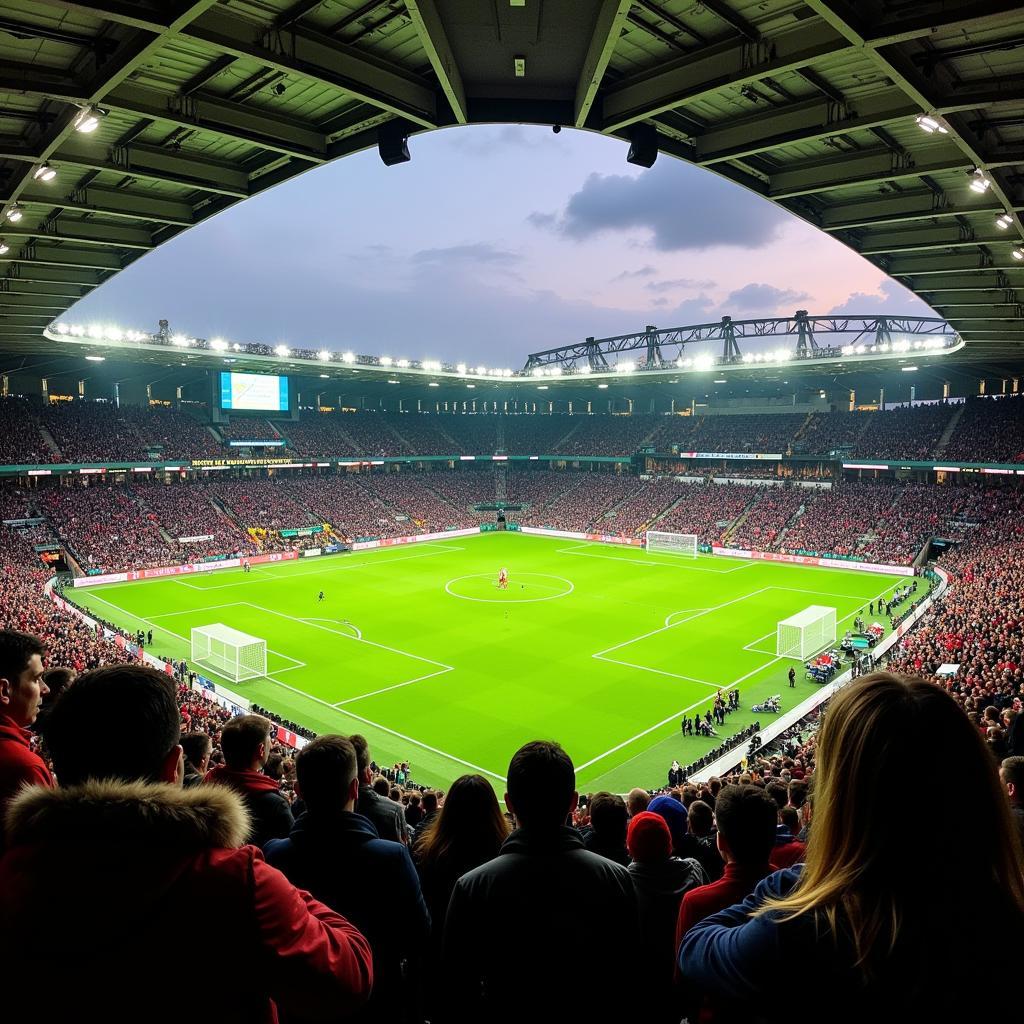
[
  {"xmin": 645, "ymin": 530, "xmax": 698, "ymax": 558},
  {"xmin": 191, "ymin": 623, "xmax": 267, "ymax": 683},
  {"xmin": 776, "ymin": 606, "xmax": 837, "ymax": 660}
]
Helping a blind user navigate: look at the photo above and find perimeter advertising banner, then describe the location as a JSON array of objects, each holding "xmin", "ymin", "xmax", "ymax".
[
  {"xmin": 72, "ymin": 550, "xmax": 299, "ymax": 587},
  {"xmin": 711, "ymin": 546, "xmax": 915, "ymax": 576}
]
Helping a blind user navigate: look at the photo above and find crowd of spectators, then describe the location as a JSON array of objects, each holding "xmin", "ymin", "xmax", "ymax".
[
  {"xmin": 943, "ymin": 394, "xmax": 1024, "ymax": 463},
  {"xmin": 727, "ymin": 486, "xmax": 806, "ymax": 550},
  {"xmin": 655, "ymin": 482, "xmax": 756, "ymax": 544},
  {"xmin": 0, "ymin": 397, "xmax": 54, "ymax": 465}
]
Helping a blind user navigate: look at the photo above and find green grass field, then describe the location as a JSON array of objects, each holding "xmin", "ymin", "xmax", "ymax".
[{"xmin": 71, "ymin": 533, "xmax": 921, "ymax": 792}]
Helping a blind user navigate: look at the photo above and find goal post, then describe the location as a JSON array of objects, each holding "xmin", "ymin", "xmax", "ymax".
[
  {"xmin": 776, "ymin": 606, "xmax": 837, "ymax": 660},
  {"xmin": 645, "ymin": 530, "xmax": 698, "ymax": 558},
  {"xmin": 191, "ymin": 623, "xmax": 267, "ymax": 683}
]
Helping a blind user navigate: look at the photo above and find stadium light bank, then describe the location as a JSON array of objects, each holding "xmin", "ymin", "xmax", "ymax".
[{"xmin": 44, "ymin": 316, "xmax": 964, "ymax": 385}]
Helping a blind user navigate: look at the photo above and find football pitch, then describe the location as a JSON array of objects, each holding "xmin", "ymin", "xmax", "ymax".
[{"xmin": 71, "ymin": 533, "xmax": 919, "ymax": 792}]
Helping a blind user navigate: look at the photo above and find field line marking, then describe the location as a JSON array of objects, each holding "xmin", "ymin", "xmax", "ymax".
[
  {"xmin": 261, "ymin": 671, "xmax": 506, "ymax": 782},
  {"xmin": 555, "ymin": 545, "xmax": 745, "ymax": 574},
  {"xmin": 242, "ymin": 603, "xmax": 453, "ymax": 671},
  {"xmin": 148, "ymin": 602, "xmax": 249, "ymax": 619},
  {"xmin": 594, "ymin": 588, "xmax": 772, "ymax": 658},
  {"xmin": 333, "ymin": 666, "xmax": 453, "ymax": 706},
  {"xmin": 664, "ymin": 608, "xmax": 709, "ymax": 626},
  {"xmin": 593, "ymin": 655, "xmax": 723, "ymax": 689},
  {"xmin": 301, "ymin": 617, "xmax": 363, "ymax": 639}
]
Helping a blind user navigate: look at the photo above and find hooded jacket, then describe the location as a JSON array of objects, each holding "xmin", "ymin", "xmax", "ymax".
[
  {"xmin": 441, "ymin": 825, "xmax": 640, "ymax": 1023},
  {"xmin": 0, "ymin": 779, "xmax": 372, "ymax": 1024},
  {"xmin": 204, "ymin": 763, "xmax": 294, "ymax": 846},
  {"xmin": 0, "ymin": 711, "xmax": 53, "ymax": 818},
  {"xmin": 265, "ymin": 810, "xmax": 431, "ymax": 1023}
]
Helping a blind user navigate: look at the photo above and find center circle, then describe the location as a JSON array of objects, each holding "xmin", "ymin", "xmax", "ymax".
[{"xmin": 445, "ymin": 572, "xmax": 575, "ymax": 603}]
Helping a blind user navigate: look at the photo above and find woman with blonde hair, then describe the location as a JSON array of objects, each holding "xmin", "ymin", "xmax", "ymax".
[{"xmin": 679, "ymin": 672, "xmax": 1024, "ymax": 1020}]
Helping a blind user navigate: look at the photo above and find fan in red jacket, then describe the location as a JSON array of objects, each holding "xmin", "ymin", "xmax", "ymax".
[
  {"xmin": 0, "ymin": 630, "xmax": 53, "ymax": 846},
  {"xmin": 0, "ymin": 665, "xmax": 372, "ymax": 1024}
]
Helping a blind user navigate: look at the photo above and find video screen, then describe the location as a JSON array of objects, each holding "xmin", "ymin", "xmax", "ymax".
[{"xmin": 219, "ymin": 371, "xmax": 289, "ymax": 412}]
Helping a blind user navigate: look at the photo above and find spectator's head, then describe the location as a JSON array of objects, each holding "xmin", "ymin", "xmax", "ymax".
[
  {"xmin": 220, "ymin": 714, "xmax": 273, "ymax": 772},
  {"xmin": 589, "ymin": 791, "xmax": 627, "ymax": 844},
  {"xmin": 416, "ymin": 773, "xmax": 509, "ymax": 866},
  {"xmin": 181, "ymin": 731, "xmax": 212, "ymax": 774},
  {"xmin": 372, "ymin": 776, "xmax": 390, "ymax": 796},
  {"xmin": 788, "ymin": 779, "xmax": 808, "ymax": 810},
  {"xmin": 688, "ymin": 800, "xmax": 714, "ymax": 836},
  {"xmin": 45, "ymin": 666, "xmax": 181, "ymax": 786},
  {"xmin": 780, "ymin": 805, "xmax": 800, "ymax": 835},
  {"xmin": 757, "ymin": 672, "xmax": 1024, "ymax": 968},
  {"xmin": 349, "ymin": 733, "xmax": 373, "ymax": 784},
  {"xmin": 39, "ymin": 666, "xmax": 74, "ymax": 707},
  {"xmin": 0, "ymin": 629, "xmax": 47, "ymax": 729},
  {"xmin": 1001, "ymin": 756, "xmax": 1024, "ymax": 808},
  {"xmin": 766, "ymin": 781, "xmax": 789, "ymax": 810},
  {"xmin": 505, "ymin": 741, "xmax": 576, "ymax": 829},
  {"xmin": 626, "ymin": 787, "xmax": 650, "ymax": 816},
  {"xmin": 626, "ymin": 811, "xmax": 672, "ymax": 864},
  {"xmin": 295, "ymin": 735, "xmax": 359, "ymax": 815},
  {"xmin": 714, "ymin": 784, "xmax": 777, "ymax": 867},
  {"xmin": 647, "ymin": 794, "xmax": 689, "ymax": 854},
  {"xmin": 421, "ymin": 790, "xmax": 439, "ymax": 815}
]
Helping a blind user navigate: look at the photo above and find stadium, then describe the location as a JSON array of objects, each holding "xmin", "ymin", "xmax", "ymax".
[{"xmin": 1, "ymin": 2, "xmax": 1023, "ymax": 1022}]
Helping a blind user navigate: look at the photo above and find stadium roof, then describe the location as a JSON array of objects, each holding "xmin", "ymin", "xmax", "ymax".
[{"xmin": 1, "ymin": 0, "xmax": 1023, "ymax": 365}]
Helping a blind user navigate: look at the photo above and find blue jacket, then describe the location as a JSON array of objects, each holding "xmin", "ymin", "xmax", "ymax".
[
  {"xmin": 265, "ymin": 810, "xmax": 430, "ymax": 1023},
  {"xmin": 679, "ymin": 867, "xmax": 1022, "ymax": 1023}
]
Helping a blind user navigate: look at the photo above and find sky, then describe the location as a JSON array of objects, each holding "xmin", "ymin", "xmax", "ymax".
[{"xmin": 68, "ymin": 124, "xmax": 935, "ymax": 365}]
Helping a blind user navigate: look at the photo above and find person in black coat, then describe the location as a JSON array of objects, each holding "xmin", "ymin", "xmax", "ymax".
[
  {"xmin": 441, "ymin": 741, "xmax": 640, "ymax": 1023},
  {"xmin": 350, "ymin": 733, "xmax": 408, "ymax": 844},
  {"xmin": 265, "ymin": 735, "xmax": 430, "ymax": 1024}
]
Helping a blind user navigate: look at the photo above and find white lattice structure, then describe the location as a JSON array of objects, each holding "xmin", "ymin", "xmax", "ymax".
[
  {"xmin": 191, "ymin": 623, "xmax": 267, "ymax": 682},
  {"xmin": 645, "ymin": 530, "xmax": 698, "ymax": 557},
  {"xmin": 776, "ymin": 606, "xmax": 837, "ymax": 660}
]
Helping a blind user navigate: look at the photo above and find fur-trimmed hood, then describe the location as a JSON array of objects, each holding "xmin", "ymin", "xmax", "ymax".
[{"xmin": 4, "ymin": 777, "xmax": 251, "ymax": 850}]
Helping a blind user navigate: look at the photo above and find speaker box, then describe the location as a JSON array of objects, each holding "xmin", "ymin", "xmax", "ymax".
[
  {"xmin": 626, "ymin": 124, "xmax": 659, "ymax": 168},
  {"xmin": 378, "ymin": 123, "xmax": 411, "ymax": 166}
]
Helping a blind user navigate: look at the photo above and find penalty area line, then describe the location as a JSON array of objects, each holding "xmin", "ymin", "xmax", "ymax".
[{"xmin": 263, "ymin": 671, "xmax": 506, "ymax": 782}]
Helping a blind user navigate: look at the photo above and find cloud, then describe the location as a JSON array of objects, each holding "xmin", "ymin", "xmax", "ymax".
[
  {"xmin": 526, "ymin": 211, "xmax": 558, "ymax": 229},
  {"xmin": 646, "ymin": 277, "xmax": 717, "ymax": 293},
  {"xmin": 612, "ymin": 265, "xmax": 658, "ymax": 280},
  {"xmin": 724, "ymin": 282, "xmax": 810, "ymax": 312},
  {"xmin": 827, "ymin": 278, "xmax": 936, "ymax": 317},
  {"xmin": 533, "ymin": 160, "xmax": 788, "ymax": 251},
  {"xmin": 448, "ymin": 124, "xmax": 560, "ymax": 157},
  {"xmin": 411, "ymin": 242, "xmax": 522, "ymax": 266}
]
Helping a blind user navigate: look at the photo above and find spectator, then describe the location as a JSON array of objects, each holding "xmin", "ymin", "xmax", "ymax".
[
  {"xmin": 180, "ymin": 731, "xmax": 212, "ymax": 789},
  {"xmin": 626, "ymin": 786, "xmax": 650, "ymax": 816},
  {"xmin": 412, "ymin": 789, "xmax": 439, "ymax": 847},
  {"xmin": 415, "ymin": 773, "xmax": 507, "ymax": 951},
  {"xmin": 265, "ymin": 735, "xmax": 431, "ymax": 1024},
  {"xmin": 350, "ymin": 734, "xmax": 408, "ymax": 844},
  {"xmin": 405, "ymin": 790, "xmax": 424, "ymax": 829},
  {"xmin": 441, "ymin": 741, "xmax": 640, "ymax": 1023},
  {"xmin": 582, "ymin": 790, "xmax": 630, "ymax": 866},
  {"xmin": 31, "ymin": 665, "xmax": 74, "ymax": 739},
  {"xmin": 679, "ymin": 673, "xmax": 1024, "ymax": 1022},
  {"xmin": 0, "ymin": 665, "xmax": 372, "ymax": 1023},
  {"xmin": 678, "ymin": 799, "xmax": 724, "ymax": 882},
  {"xmin": 205, "ymin": 714, "xmax": 294, "ymax": 846},
  {"xmin": 770, "ymin": 805, "xmax": 807, "ymax": 869},
  {"xmin": 1001, "ymin": 756, "xmax": 1024, "ymax": 848},
  {"xmin": 627, "ymin": 810, "xmax": 706, "ymax": 1023},
  {"xmin": 0, "ymin": 630, "xmax": 53, "ymax": 843}
]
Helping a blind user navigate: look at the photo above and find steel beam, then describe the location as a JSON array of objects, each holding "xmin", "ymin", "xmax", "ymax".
[
  {"xmin": 0, "ymin": 245, "xmax": 123, "ymax": 271},
  {"xmin": 0, "ymin": 186, "xmax": 194, "ymax": 227},
  {"xmin": 405, "ymin": 0, "xmax": 467, "ymax": 125},
  {"xmin": 1, "ymin": 218, "xmax": 153, "ymax": 250},
  {"xmin": 855, "ymin": 226, "xmax": 1015, "ymax": 256},
  {"xmin": 574, "ymin": 0, "xmax": 632, "ymax": 128},
  {"xmin": 601, "ymin": 20, "xmax": 849, "ymax": 133},
  {"xmin": 183, "ymin": 8, "xmax": 438, "ymax": 128},
  {"xmin": 0, "ymin": 279, "xmax": 94, "ymax": 299},
  {"xmin": 888, "ymin": 254, "xmax": 1024, "ymax": 277},
  {"xmin": 819, "ymin": 192, "xmax": 1021, "ymax": 231}
]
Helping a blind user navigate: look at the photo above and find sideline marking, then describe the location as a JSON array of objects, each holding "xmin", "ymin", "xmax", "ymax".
[{"xmin": 556, "ymin": 544, "xmax": 754, "ymax": 573}]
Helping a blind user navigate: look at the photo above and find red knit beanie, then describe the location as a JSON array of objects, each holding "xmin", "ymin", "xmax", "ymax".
[{"xmin": 626, "ymin": 810, "xmax": 672, "ymax": 863}]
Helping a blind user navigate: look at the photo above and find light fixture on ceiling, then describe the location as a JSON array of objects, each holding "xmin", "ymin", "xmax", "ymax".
[
  {"xmin": 996, "ymin": 213, "xmax": 1013, "ymax": 229},
  {"xmin": 85, "ymin": 355, "xmax": 105, "ymax": 362},
  {"xmin": 5, "ymin": 203, "xmax": 23, "ymax": 223},
  {"xmin": 33, "ymin": 163, "xmax": 56, "ymax": 182},
  {"xmin": 0, "ymin": 239, "xmax": 8, "ymax": 255},
  {"xmin": 1013, "ymin": 248, "xmax": 1024, "ymax": 261},
  {"xmin": 969, "ymin": 168, "xmax": 992, "ymax": 194},
  {"xmin": 915, "ymin": 114, "xmax": 948, "ymax": 135},
  {"xmin": 513, "ymin": 55, "xmax": 526, "ymax": 77},
  {"xmin": 72, "ymin": 105, "xmax": 105, "ymax": 133}
]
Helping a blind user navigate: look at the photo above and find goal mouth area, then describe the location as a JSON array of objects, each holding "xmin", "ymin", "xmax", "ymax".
[
  {"xmin": 190, "ymin": 623, "xmax": 267, "ymax": 684},
  {"xmin": 645, "ymin": 531, "xmax": 699, "ymax": 557},
  {"xmin": 776, "ymin": 605, "xmax": 837, "ymax": 661}
]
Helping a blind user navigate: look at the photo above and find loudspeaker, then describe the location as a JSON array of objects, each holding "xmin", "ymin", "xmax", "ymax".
[
  {"xmin": 378, "ymin": 123, "xmax": 411, "ymax": 166},
  {"xmin": 626, "ymin": 123, "xmax": 658, "ymax": 168}
]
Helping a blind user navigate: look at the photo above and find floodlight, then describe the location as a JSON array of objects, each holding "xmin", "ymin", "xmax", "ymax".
[
  {"xmin": 5, "ymin": 204, "xmax": 23, "ymax": 223},
  {"xmin": 1013, "ymin": 248, "xmax": 1024, "ymax": 261},
  {"xmin": 317, "ymin": 349, "xmax": 330, "ymax": 360},
  {"xmin": 342, "ymin": 351, "xmax": 355, "ymax": 363},
  {"xmin": 73, "ymin": 105, "xmax": 104, "ymax": 133},
  {"xmin": 694, "ymin": 354, "xmax": 715, "ymax": 370},
  {"xmin": 0, "ymin": 239, "xmax": 8, "ymax": 255},
  {"xmin": 915, "ymin": 114, "xmax": 947, "ymax": 134},
  {"xmin": 211, "ymin": 339, "xmax": 228, "ymax": 351},
  {"xmin": 969, "ymin": 169, "xmax": 992, "ymax": 193},
  {"xmin": 34, "ymin": 164, "xmax": 56, "ymax": 182},
  {"xmin": 996, "ymin": 213, "xmax": 1013, "ymax": 229}
]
